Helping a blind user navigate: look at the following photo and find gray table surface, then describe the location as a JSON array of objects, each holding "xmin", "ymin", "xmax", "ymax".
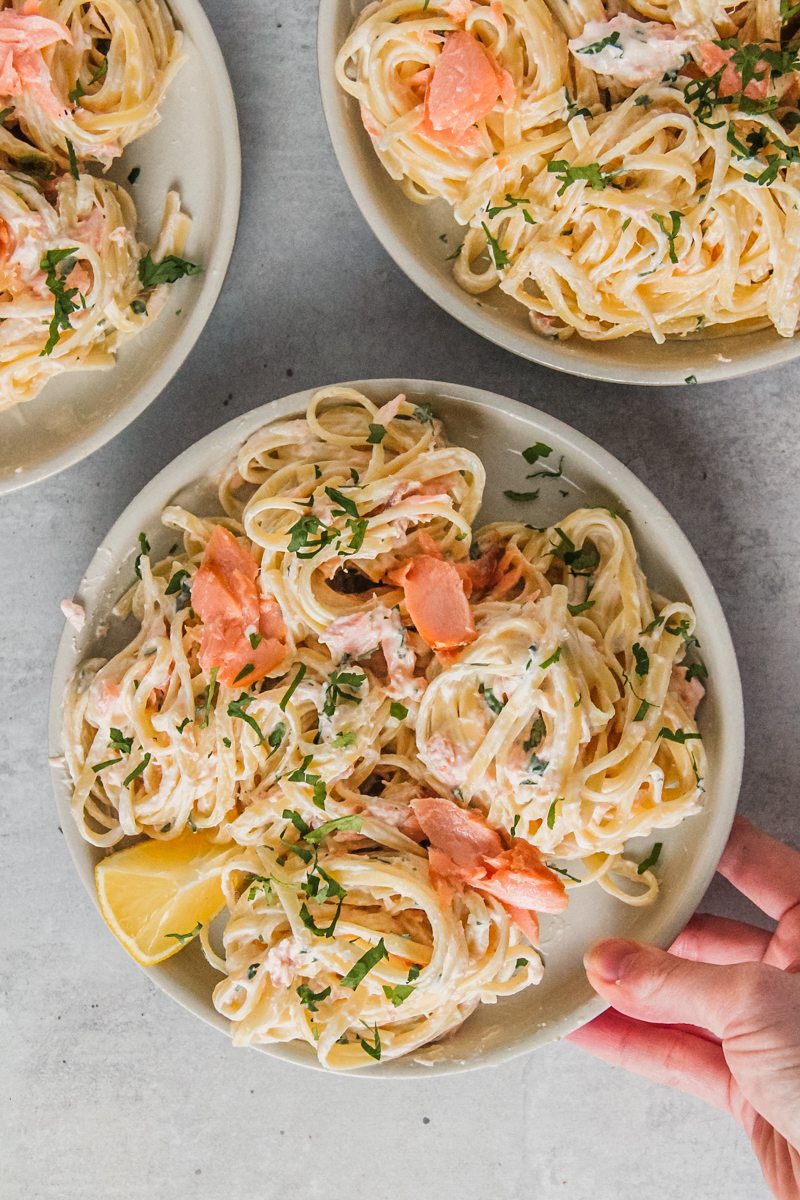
[{"xmin": 2, "ymin": 4, "xmax": 797, "ymax": 1198}]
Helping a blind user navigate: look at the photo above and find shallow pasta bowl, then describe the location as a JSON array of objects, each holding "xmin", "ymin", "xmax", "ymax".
[
  {"xmin": 319, "ymin": 0, "xmax": 800, "ymax": 386},
  {"xmin": 0, "ymin": 0, "xmax": 240, "ymax": 494},
  {"xmin": 49, "ymin": 378, "xmax": 744, "ymax": 1075}
]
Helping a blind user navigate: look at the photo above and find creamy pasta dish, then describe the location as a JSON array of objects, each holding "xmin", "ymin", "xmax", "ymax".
[
  {"xmin": 62, "ymin": 387, "xmax": 708, "ymax": 1069},
  {"xmin": 0, "ymin": 0, "xmax": 195, "ymax": 411},
  {"xmin": 336, "ymin": 0, "xmax": 800, "ymax": 343}
]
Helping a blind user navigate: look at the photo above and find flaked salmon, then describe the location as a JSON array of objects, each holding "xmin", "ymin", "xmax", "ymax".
[{"xmin": 192, "ymin": 525, "xmax": 287, "ymax": 688}]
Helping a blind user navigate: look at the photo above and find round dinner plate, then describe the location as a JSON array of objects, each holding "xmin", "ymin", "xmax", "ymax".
[
  {"xmin": 49, "ymin": 379, "xmax": 744, "ymax": 1076},
  {"xmin": 0, "ymin": 0, "xmax": 240, "ymax": 495},
  {"xmin": 318, "ymin": 0, "xmax": 800, "ymax": 386}
]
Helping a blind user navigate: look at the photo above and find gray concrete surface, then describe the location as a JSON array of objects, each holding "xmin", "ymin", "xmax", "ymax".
[{"xmin": 1, "ymin": 3, "xmax": 797, "ymax": 1197}]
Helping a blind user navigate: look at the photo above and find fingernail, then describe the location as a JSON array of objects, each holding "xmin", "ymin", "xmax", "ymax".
[{"xmin": 584, "ymin": 938, "xmax": 641, "ymax": 985}]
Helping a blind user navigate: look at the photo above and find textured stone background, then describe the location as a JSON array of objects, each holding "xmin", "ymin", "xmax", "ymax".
[{"xmin": 2, "ymin": 3, "xmax": 797, "ymax": 1197}]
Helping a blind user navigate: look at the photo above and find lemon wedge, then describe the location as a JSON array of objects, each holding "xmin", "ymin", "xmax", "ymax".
[{"xmin": 95, "ymin": 832, "xmax": 234, "ymax": 967}]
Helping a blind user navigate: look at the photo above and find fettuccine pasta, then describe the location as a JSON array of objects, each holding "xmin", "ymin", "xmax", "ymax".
[
  {"xmin": 0, "ymin": 0, "xmax": 195, "ymax": 412},
  {"xmin": 62, "ymin": 386, "xmax": 708, "ymax": 1068},
  {"xmin": 336, "ymin": 0, "xmax": 800, "ymax": 342}
]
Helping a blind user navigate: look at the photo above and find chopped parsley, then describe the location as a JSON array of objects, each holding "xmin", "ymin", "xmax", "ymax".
[
  {"xmin": 479, "ymin": 682, "xmax": 505, "ymax": 715},
  {"xmin": 267, "ymin": 722, "xmax": 286, "ymax": 754},
  {"xmin": 227, "ymin": 692, "xmax": 264, "ymax": 743},
  {"xmin": 547, "ymin": 863, "xmax": 581, "ymax": 882},
  {"xmin": 578, "ymin": 30, "xmax": 622, "ymax": 55},
  {"xmin": 359, "ymin": 1024, "xmax": 382, "ymax": 1060},
  {"xmin": 522, "ymin": 442, "xmax": 552, "ymax": 465},
  {"xmin": 299, "ymin": 900, "xmax": 343, "ymax": 938},
  {"xmin": 92, "ymin": 757, "xmax": 120, "ymax": 773},
  {"xmin": 504, "ymin": 488, "xmax": 540, "ymax": 502},
  {"xmin": 367, "ymin": 423, "xmax": 386, "ymax": 444},
  {"xmin": 325, "ymin": 485, "xmax": 359, "ymax": 518},
  {"xmin": 305, "ymin": 815, "xmax": 362, "ymax": 844},
  {"xmin": 653, "ymin": 211, "xmax": 682, "ymax": 263},
  {"xmin": 658, "ymin": 727, "xmax": 702, "ymax": 743},
  {"xmin": 486, "ymin": 193, "xmax": 535, "ymax": 223},
  {"xmin": 200, "ymin": 667, "xmax": 219, "ymax": 727},
  {"xmin": 344, "ymin": 517, "xmax": 368, "ymax": 554},
  {"xmin": 108, "ymin": 728, "xmax": 133, "ymax": 754},
  {"xmin": 523, "ymin": 713, "xmax": 546, "ymax": 752},
  {"xmin": 480, "ymin": 221, "xmax": 511, "ymax": 269},
  {"xmin": 547, "ymin": 160, "xmax": 619, "ymax": 197},
  {"xmin": 138, "ymin": 252, "xmax": 201, "ymax": 289},
  {"xmin": 383, "ymin": 982, "xmax": 415, "ymax": 1006},
  {"xmin": 279, "ymin": 663, "xmax": 306, "ymax": 710},
  {"xmin": 685, "ymin": 661, "xmax": 708, "ymax": 684},
  {"xmin": 332, "ymin": 729, "xmax": 357, "ymax": 748},
  {"xmin": 247, "ymin": 875, "xmax": 274, "ymax": 902},
  {"xmin": 165, "ymin": 568, "xmax": 189, "ymax": 595},
  {"xmin": 623, "ymin": 670, "xmax": 654, "ymax": 722},
  {"xmin": 340, "ymin": 938, "xmax": 389, "ymax": 990},
  {"xmin": 540, "ymin": 647, "xmax": 561, "ymax": 669},
  {"xmin": 286, "ymin": 514, "xmax": 334, "ymax": 558},
  {"xmin": 232, "ymin": 662, "xmax": 255, "ymax": 685},
  {"xmin": 134, "ymin": 532, "xmax": 150, "ymax": 579},
  {"xmin": 286, "ymin": 760, "xmax": 327, "ymax": 809},
  {"xmin": 567, "ymin": 600, "xmax": 595, "ymax": 616},
  {"xmin": 39, "ymin": 246, "xmax": 80, "ymax": 356},
  {"xmin": 546, "ymin": 798, "xmax": 562, "ymax": 829},
  {"xmin": 413, "ymin": 403, "xmax": 434, "ymax": 424},
  {"xmin": 68, "ymin": 56, "xmax": 108, "ymax": 104},
  {"xmin": 297, "ymin": 984, "xmax": 331, "ymax": 1011},
  {"xmin": 322, "ymin": 667, "xmax": 365, "ymax": 717},
  {"xmin": 632, "ymin": 642, "xmax": 650, "ymax": 677},
  {"xmin": 65, "ymin": 137, "xmax": 79, "ymax": 180},
  {"xmin": 637, "ymin": 842, "xmax": 663, "ymax": 875},
  {"xmin": 549, "ymin": 527, "xmax": 599, "ymax": 575},
  {"xmin": 122, "ymin": 753, "xmax": 150, "ymax": 788},
  {"xmin": 389, "ymin": 701, "xmax": 408, "ymax": 720},
  {"xmin": 165, "ymin": 921, "xmax": 202, "ymax": 944},
  {"xmin": 526, "ymin": 754, "xmax": 547, "ymax": 777}
]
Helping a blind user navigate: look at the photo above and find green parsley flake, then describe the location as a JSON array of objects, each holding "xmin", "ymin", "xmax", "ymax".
[
  {"xmin": 637, "ymin": 842, "xmax": 663, "ymax": 875},
  {"xmin": 340, "ymin": 938, "xmax": 389, "ymax": 990},
  {"xmin": 165, "ymin": 921, "xmax": 202, "ymax": 945}
]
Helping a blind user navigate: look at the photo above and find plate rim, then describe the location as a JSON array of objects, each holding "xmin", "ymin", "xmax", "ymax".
[
  {"xmin": 49, "ymin": 377, "xmax": 745, "ymax": 1077},
  {"xmin": 0, "ymin": 0, "xmax": 242, "ymax": 496},
  {"xmin": 316, "ymin": 0, "xmax": 800, "ymax": 387}
]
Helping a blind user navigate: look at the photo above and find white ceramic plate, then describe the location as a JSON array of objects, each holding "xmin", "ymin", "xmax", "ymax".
[
  {"xmin": 0, "ymin": 0, "xmax": 240, "ymax": 495},
  {"xmin": 49, "ymin": 379, "xmax": 744, "ymax": 1076},
  {"xmin": 318, "ymin": 0, "xmax": 800, "ymax": 386}
]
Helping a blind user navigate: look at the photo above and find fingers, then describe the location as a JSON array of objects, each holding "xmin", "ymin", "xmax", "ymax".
[
  {"xmin": 567, "ymin": 1009, "xmax": 732, "ymax": 1112},
  {"xmin": 763, "ymin": 902, "xmax": 800, "ymax": 971},
  {"xmin": 583, "ymin": 938, "xmax": 783, "ymax": 1039},
  {"xmin": 670, "ymin": 912, "xmax": 772, "ymax": 965},
  {"xmin": 719, "ymin": 816, "xmax": 800, "ymax": 921}
]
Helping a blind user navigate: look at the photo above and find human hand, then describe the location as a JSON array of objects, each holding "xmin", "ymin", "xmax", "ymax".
[{"xmin": 569, "ymin": 816, "xmax": 800, "ymax": 1200}]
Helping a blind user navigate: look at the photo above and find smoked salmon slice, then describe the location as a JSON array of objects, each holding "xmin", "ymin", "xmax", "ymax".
[
  {"xmin": 0, "ymin": 4, "xmax": 72, "ymax": 121},
  {"xmin": 411, "ymin": 796, "xmax": 568, "ymax": 940},
  {"xmin": 696, "ymin": 41, "xmax": 770, "ymax": 99},
  {"xmin": 419, "ymin": 30, "xmax": 515, "ymax": 150},
  {"xmin": 389, "ymin": 554, "xmax": 477, "ymax": 651},
  {"xmin": 192, "ymin": 525, "xmax": 287, "ymax": 688}
]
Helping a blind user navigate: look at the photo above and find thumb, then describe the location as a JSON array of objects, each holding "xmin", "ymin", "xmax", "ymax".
[{"xmin": 584, "ymin": 938, "xmax": 776, "ymax": 1038}]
